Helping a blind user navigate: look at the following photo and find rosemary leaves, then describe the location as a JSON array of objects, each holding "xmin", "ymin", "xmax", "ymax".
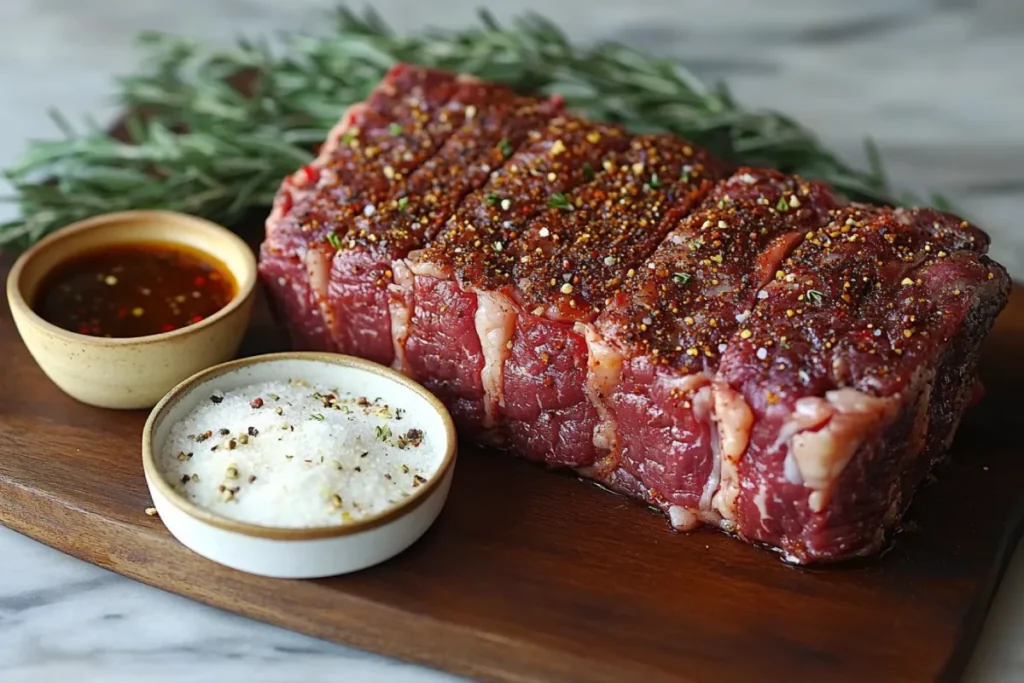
[{"xmin": 0, "ymin": 8, "xmax": 949, "ymax": 250}]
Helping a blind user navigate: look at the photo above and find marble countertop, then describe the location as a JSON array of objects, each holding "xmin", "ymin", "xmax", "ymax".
[{"xmin": 1, "ymin": 1, "xmax": 1021, "ymax": 681}]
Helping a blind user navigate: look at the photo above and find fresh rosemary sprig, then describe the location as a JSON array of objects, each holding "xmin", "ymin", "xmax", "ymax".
[{"xmin": 0, "ymin": 7, "xmax": 951, "ymax": 250}]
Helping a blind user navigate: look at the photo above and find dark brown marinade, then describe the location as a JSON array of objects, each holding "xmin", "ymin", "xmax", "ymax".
[
  {"xmin": 512, "ymin": 134, "xmax": 722, "ymax": 322},
  {"xmin": 597, "ymin": 169, "xmax": 846, "ymax": 369},
  {"xmin": 33, "ymin": 241, "xmax": 235, "ymax": 338},
  {"xmin": 718, "ymin": 203, "xmax": 1000, "ymax": 406},
  {"xmin": 419, "ymin": 117, "xmax": 632, "ymax": 290},
  {"xmin": 338, "ymin": 93, "xmax": 562, "ymax": 256},
  {"xmin": 292, "ymin": 75, "xmax": 513, "ymax": 245}
]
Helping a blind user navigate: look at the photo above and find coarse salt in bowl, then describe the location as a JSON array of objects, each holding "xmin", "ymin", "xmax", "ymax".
[{"xmin": 142, "ymin": 352, "xmax": 457, "ymax": 578}]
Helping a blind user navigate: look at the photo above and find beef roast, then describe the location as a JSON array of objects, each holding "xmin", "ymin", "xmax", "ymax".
[{"xmin": 258, "ymin": 64, "xmax": 1011, "ymax": 563}]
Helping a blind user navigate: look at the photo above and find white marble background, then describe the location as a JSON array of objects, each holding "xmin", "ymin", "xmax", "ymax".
[{"xmin": 1, "ymin": 1, "xmax": 1022, "ymax": 681}]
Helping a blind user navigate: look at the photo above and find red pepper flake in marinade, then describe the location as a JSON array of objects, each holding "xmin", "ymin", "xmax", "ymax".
[{"xmin": 33, "ymin": 241, "xmax": 236, "ymax": 338}]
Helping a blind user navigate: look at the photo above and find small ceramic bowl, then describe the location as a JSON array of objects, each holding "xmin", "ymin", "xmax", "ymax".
[
  {"xmin": 142, "ymin": 352, "xmax": 457, "ymax": 578},
  {"xmin": 6, "ymin": 210, "xmax": 256, "ymax": 409}
]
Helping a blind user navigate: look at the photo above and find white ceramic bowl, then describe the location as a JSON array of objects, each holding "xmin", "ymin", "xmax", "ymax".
[{"xmin": 142, "ymin": 352, "xmax": 457, "ymax": 578}]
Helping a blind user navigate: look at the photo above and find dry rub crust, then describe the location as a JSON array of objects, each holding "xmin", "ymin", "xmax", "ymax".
[
  {"xmin": 418, "ymin": 117, "xmax": 632, "ymax": 290},
  {"xmin": 513, "ymin": 134, "xmax": 722, "ymax": 322},
  {"xmin": 714, "ymin": 202, "xmax": 1008, "ymax": 562},
  {"xmin": 265, "ymin": 64, "xmax": 466, "ymax": 246},
  {"xmin": 590, "ymin": 169, "xmax": 845, "ymax": 529}
]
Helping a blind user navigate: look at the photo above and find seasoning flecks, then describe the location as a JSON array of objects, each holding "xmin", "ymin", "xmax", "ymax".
[{"xmin": 158, "ymin": 378, "xmax": 438, "ymax": 529}]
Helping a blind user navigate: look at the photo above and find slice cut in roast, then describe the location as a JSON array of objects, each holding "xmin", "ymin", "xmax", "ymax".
[
  {"xmin": 261, "ymin": 64, "xmax": 494, "ymax": 351},
  {"xmin": 712, "ymin": 202, "xmax": 1006, "ymax": 562},
  {"xmin": 393, "ymin": 117, "xmax": 630, "ymax": 432},
  {"xmin": 324, "ymin": 91, "xmax": 562, "ymax": 366},
  {"xmin": 590, "ymin": 169, "xmax": 847, "ymax": 530},
  {"xmin": 501, "ymin": 135, "xmax": 723, "ymax": 468}
]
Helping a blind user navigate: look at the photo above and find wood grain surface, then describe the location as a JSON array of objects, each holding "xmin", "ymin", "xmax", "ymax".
[{"xmin": 1, "ymin": 236, "xmax": 1022, "ymax": 683}]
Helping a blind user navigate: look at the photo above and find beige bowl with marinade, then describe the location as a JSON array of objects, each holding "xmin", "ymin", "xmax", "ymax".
[{"xmin": 6, "ymin": 210, "xmax": 257, "ymax": 409}]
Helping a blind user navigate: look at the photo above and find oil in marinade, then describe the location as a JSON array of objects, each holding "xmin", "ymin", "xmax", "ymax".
[{"xmin": 33, "ymin": 241, "xmax": 236, "ymax": 338}]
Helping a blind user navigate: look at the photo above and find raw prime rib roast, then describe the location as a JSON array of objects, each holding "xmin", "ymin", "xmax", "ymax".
[{"xmin": 259, "ymin": 64, "xmax": 1010, "ymax": 564}]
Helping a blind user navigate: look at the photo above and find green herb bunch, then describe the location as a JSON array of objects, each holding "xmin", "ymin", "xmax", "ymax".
[{"xmin": 0, "ymin": 7, "xmax": 949, "ymax": 250}]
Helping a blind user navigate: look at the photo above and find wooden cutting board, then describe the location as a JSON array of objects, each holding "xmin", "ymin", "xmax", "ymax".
[{"xmin": 2, "ymin": 237, "xmax": 1023, "ymax": 683}]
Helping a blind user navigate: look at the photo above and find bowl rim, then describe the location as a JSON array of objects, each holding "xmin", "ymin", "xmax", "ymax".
[
  {"xmin": 141, "ymin": 351, "xmax": 459, "ymax": 540},
  {"xmin": 5, "ymin": 209, "xmax": 257, "ymax": 346}
]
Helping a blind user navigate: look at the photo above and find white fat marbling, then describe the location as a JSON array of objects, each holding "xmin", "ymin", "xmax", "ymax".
[{"xmin": 0, "ymin": 0, "xmax": 1022, "ymax": 682}]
